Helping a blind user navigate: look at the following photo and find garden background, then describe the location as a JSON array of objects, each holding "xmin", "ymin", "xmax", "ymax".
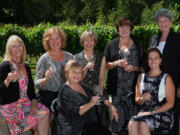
[{"xmin": 0, "ymin": 0, "xmax": 180, "ymax": 78}]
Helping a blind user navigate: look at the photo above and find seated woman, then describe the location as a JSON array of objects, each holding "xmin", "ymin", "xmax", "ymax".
[
  {"xmin": 128, "ymin": 48, "xmax": 175, "ymax": 135},
  {"xmin": 0, "ymin": 35, "xmax": 50, "ymax": 135},
  {"xmin": 57, "ymin": 60, "xmax": 119, "ymax": 135}
]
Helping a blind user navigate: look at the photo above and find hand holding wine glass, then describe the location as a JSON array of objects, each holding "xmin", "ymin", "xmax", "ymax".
[
  {"xmin": 93, "ymin": 85, "xmax": 102, "ymax": 105},
  {"xmin": 10, "ymin": 63, "xmax": 20, "ymax": 82},
  {"xmin": 123, "ymin": 48, "xmax": 130, "ymax": 64},
  {"xmin": 86, "ymin": 55, "xmax": 95, "ymax": 71}
]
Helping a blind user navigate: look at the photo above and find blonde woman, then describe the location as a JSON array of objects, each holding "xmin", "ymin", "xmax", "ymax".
[{"xmin": 0, "ymin": 35, "xmax": 50, "ymax": 135}]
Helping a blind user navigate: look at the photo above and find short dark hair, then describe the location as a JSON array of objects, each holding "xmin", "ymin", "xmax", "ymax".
[{"xmin": 115, "ymin": 17, "xmax": 134, "ymax": 31}]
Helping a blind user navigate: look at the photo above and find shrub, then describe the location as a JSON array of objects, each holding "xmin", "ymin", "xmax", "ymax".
[{"xmin": 0, "ymin": 23, "xmax": 179, "ymax": 58}]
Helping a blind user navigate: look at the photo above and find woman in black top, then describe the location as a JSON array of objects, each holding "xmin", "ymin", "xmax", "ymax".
[
  {"xmin": 74, "ymin": 30, "xmax": 103, "ymax": 94},
  {"xmin": 103, "ymin": 17, "xmax": 144, "ymax": 135},
  {"xmin": 149, "ymin": 8, "xmax": 180, "ymax": 135},
  {"xmin": 57, "ymin": 60, "xmax": 118, "ymax": 135}
]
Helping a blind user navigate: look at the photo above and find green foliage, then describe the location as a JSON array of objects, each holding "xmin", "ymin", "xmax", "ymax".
[
  {"xmin": 0, "ymin": 23, "xmax": 180, "ymax": 58},
  {"xmin": 141, "ymin": 1, "xmax": 164, "ymax": 25},
  {"xmin": 0, "ymin": 0, "xmax": 179, "ymax": 25}
]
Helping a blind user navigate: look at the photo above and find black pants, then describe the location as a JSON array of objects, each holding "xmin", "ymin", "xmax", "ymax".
[{"xmin": 82, "ymin": 122, "xmax": 112, "ymax": 135}]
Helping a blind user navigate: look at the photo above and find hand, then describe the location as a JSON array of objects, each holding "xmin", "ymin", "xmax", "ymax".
[
  {"xmin": 110, "ymin": 105, "xmax": 119, "ymax": 122},
  {"xmin": 124, "ymin": 65, "xmax": 136, "ymax": 72},
  {"xmin": 6, "ymin": 72, "xmax": 18, "ymax": 82},
  {"xmin": 89, "ymin": 96, "xmax": 101, "ymax": 106},
  {"xmin": 45, "ymin": 68, "xmax": 54, "ymax": 80},
  {"xmin": 142, "ymin": 92, "xmax": 151, "ymax": 102},
  {"xmin": 177, "ymin": 87, "xmax": 180, "ymax": 97},
  {"xmin": 30, "ymin": 99, "xmax": 39, "ymax": 115},
  {"xmin": 114, "ymin": 59, "xmax": 127, "ymax": 68},
  {"xmin": 85, "ymin": 62, "xmax": 94, "ymax": 70},
  {"xmin": 137, "ymin": 111, "xmax": 153, "ymax": 116}
]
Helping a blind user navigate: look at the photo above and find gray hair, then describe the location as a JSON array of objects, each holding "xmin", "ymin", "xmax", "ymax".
[{"xmin": 154, "ymin": 8, "xmax": 173, "ymax": 23}]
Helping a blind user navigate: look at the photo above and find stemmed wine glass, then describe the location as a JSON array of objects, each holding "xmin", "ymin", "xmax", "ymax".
[
  {"xmin": 123, "ymin": 48, "xmax": 130, "ymax": 64},
  {"xmin": 10, "ymin": 63, "xmax": 20, "ymax": 82},
  {"xmin": 87, "ymin": 55, "xmax": 95, "ymax": 71},
  {"xmin": 144, "ymin": 83, "xmax": 151, "ymax": 93},
  {"xmin": 93, "ymin": 85, "xmax": 102, "ymax": 105},
  {"xmin": 48, "ymin": 61, "xmax": 56, "ymax": 78}
]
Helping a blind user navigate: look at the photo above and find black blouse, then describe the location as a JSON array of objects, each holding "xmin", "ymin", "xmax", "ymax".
[
  {"xmin": 104, "ymin": 36, "xmax": 143, "ymax": 95},
  {"xmin": 150, "ymin": 29, "xmax": 180, "ymax": 88},
  {"xmin": 57, "ymin": 83, "xmax": 98, "ymax": 135},
  {"xmin": 74, "ymin": 51, "xmax": 103, "ymax": 88}
]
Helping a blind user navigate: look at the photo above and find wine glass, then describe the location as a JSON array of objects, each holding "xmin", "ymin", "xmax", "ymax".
[
  {"xmin": 144, "ymin": 83, "xmax": 151, "ymax": 93},
  {"xmin": 93, "ymin": 85, "xmax": 102, "ymax": 105},
  {"xmin": 10, "ymin": 63, "xmax": 19, "ymax": 82},
  {"xmin": 87, "ymin": 55, "xmax": 95, "ymax": 71},
  {"xmin": 123, "ymin": 48, "xmax": 130, "ymax": 64},
  {"xmin": 48, "ymin": 61, "xmax": 57, "ymax": 78}
]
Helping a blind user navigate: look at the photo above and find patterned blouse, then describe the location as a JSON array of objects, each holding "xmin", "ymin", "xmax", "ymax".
[
  {"xmin": 74, "ymin": 51, "xmax": 103, "ymax": 88},
  {"xmin": 35, "ymin": 51, "xmax": 73, "ymax": 92}
]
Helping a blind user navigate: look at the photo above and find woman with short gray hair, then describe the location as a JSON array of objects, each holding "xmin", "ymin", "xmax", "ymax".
[{"xmin": 149, "ymin": 8, "xmax": 180, "ymax": 135}]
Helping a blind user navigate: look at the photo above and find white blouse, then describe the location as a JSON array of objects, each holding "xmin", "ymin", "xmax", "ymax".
[{"xmin": 157, "ymin": 41, "xmax": 166, "ymax": 54}]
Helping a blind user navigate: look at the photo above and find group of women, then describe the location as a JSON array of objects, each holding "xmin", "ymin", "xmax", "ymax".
[{"xmin": 0, "ymin": 8, "xmax": 179, "ymax": 135}]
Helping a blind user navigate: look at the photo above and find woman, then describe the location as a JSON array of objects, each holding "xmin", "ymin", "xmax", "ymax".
[
  {"xmin": 74, "ymin": 30, "xmax": 103, "ymax": 95},
  {"xmin": 35, "ymin": 27, "xmax": 73, "ymax": 110},
  {"xmin": 128, "ymin": 48, "xmax": 175, "ymax": 135},
  {"xmin": 104, "ymin": 17, "xmax": 144, "ymax": 135},
  {"xmin": 0, "ymin": 35, "xmax": 50, "ymax": 135},
  {"xmin": 57, "ymin": 60, "xmax": 118, "ymax": 135},
  {"xmin": 149, "ymin": 8, "xmax": 180, "ymax": 135}
]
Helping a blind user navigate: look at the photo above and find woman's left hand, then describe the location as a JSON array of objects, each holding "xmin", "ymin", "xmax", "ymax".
[
  {"xmin": 124, "ymin": 65, "xmax": 136, "ymax": 72},
  {"xmin": 110, "ymin": 105, "xmax": 119, "ymax": 122},
  {"xmin": 137, "ymin": 111, "xmax": 153, "ymax": 116},
  {"xmin": 31, "ymin": 99, "xmax": 39, "ymax": 115}
]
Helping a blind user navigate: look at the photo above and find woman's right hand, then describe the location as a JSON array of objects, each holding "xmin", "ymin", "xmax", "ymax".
[
  {"xmin": 44, "ymin": 68, "xmax": 54, "ymax": 80},
  {"xmin": 6, "ymin": 72, "xmax": 18, "ymax": 82},
  {"xmin": 113, "ymin": 59, "xmax": 127, "ymax": 68},
  {"xmin": 85, "ymin": 62, "xmax": 94, "ymax": 71},
  {"xmin": 4, "ymin": 72, "xmax": 18, "ymax": 87},
  {"xmin": 142, "ymin": 92, "xmax": 151, "ymax": 102},
  {"xmin": 89, "ymin": 96, "xmax": 101, "ymax": 106}
]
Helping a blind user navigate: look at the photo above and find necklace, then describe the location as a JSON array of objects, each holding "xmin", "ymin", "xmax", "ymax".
[{"xmin": 119, "ymin": 38, "xmax": 131, "ymax": 48}]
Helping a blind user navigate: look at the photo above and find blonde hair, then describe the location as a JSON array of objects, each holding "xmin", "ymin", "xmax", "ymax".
[
  {"xmin": 80, "ymin": 30, "xmax": 97, "ymax": 47},
  {"xmin": 64, "ymin": 60, "xmax": 83, "ymax": 79},
  {"xmin": 43, "ymin": 27, "xmax": 67, "ymax": 51},
  {"xmin": 4, "ymin": 35, "xmax": 27, "ymax": 63}
]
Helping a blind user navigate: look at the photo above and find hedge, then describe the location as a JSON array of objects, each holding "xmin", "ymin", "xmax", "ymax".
[{"xmin": 0, "ymin": 23, "xmax": 180, "ymax": 59}]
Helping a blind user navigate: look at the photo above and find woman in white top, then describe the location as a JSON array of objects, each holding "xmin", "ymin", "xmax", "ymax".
[{"xmin": 128, "ymin": 48, "xmax": 175, "ymax": 135}]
